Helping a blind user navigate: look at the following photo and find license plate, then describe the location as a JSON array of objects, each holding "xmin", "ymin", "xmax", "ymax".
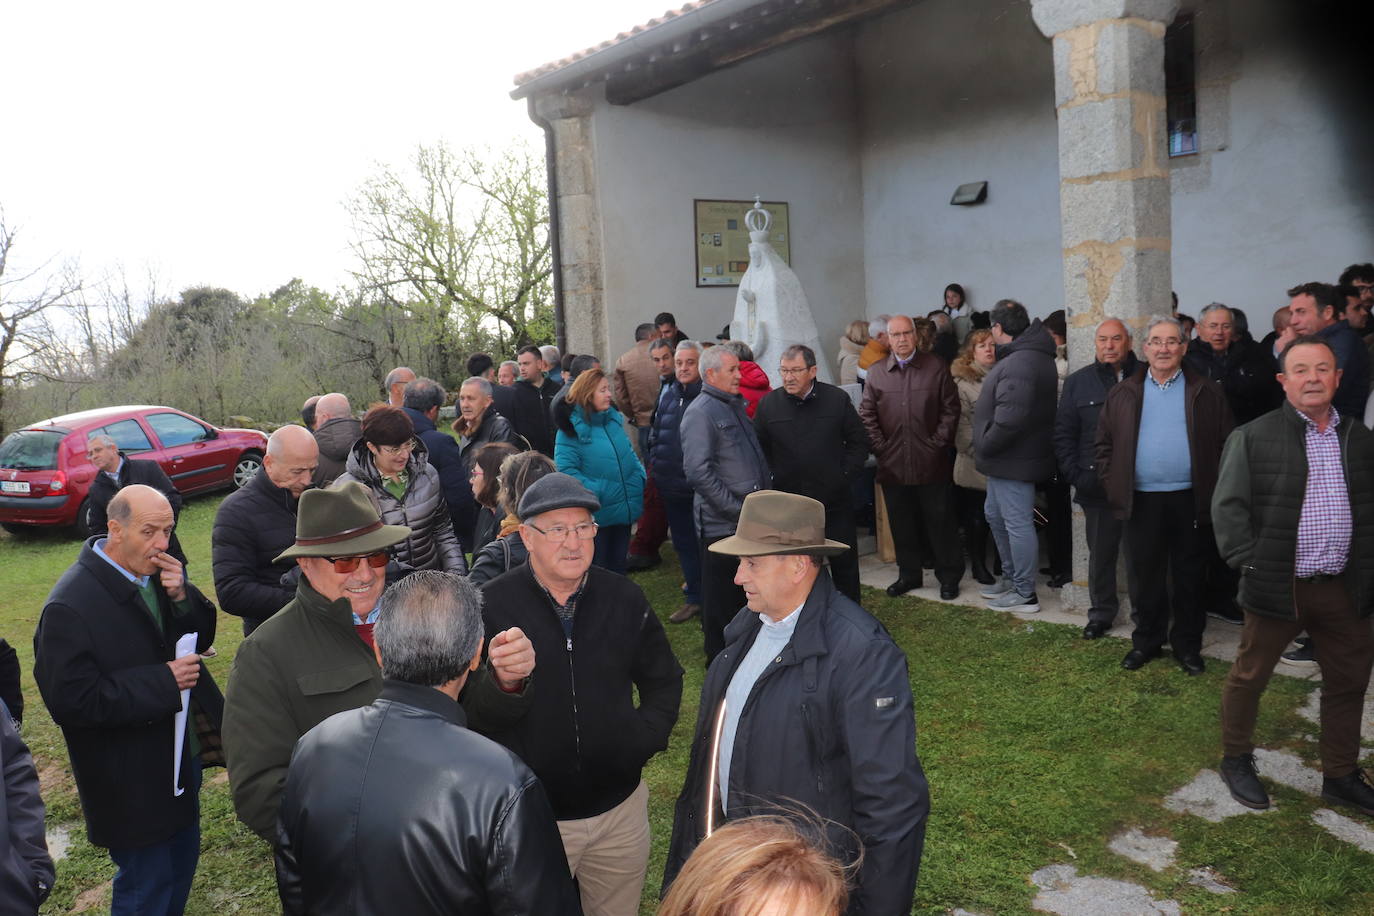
[{"xmin": 1, "ymin": 481, "xmax": 30, "ymax": 494}]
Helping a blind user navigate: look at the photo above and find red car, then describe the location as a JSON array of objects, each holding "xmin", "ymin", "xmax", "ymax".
[{"xmin": 0, "ymin": 405, "xmax": 269, "ymax": 537}]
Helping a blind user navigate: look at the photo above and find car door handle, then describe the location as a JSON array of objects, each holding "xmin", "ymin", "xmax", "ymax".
[{"xmin": 173, "ymin": 457, "xmax": 185, "ymax": 463}]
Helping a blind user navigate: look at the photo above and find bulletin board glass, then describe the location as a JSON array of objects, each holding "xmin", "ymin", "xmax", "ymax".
[{"xmin": 694, "ymin": 199, "xmax": 790, "ymax": 287}]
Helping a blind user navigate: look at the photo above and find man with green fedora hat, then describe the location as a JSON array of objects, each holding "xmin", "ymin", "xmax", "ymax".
[
  {"xmin": 664, "ymin": 490, "xmax": 929, "ymax": 915},
  {"xmin": 222, "ymin": 482, "xmax": 536, "ymax": 843}
]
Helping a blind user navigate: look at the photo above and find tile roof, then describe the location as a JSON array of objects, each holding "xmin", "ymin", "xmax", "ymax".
[{"xmin": 512, "ymin": 0, "xmax": 720, "ymax": 86}]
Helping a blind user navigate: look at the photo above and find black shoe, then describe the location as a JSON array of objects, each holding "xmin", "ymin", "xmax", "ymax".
[
  {"xmin": 1322, "ymin": 769, "xmax": 1374, "ymax": 816},
  {"xmin": 1282, "ymin": 636, "xmax": 1316, "ymax": 666},
  {"xmin": 1220, "ymin": 753, "xmax": 1271, "ymax": 809},
  {"xmin": 1047, "ymin": 571, "xmax": 1072, "ymax": 589},
  {"xmin": 1207, "ymin": 602, "xmax": 1244, "ymax": 624},
  {"xmin": 626, "ymin": 553, "xmax": 661, "ymax": 572},
  {"xmin": 939, "ymin": 584, "xmax": 959, "ymax": 600},
  {"xmin": 1175, "ymin": 652, "xmax": 1206, "ymax": 676},
  {"xmin": 1083, "ymin": 621, "xmax": 1109, "ymax": 640},
  {"xmin": 1121, "ymin": 647, "xmax": 1162, "ymax": 670},
  {"xmin": 886, "ymin": 578, "xmax": 921, "ymax": 597}
]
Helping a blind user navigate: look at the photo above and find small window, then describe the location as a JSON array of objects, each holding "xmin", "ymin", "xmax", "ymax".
[
  {"xmin": 97, "ymin": 419, "xmax": 154, "ymax": 453},
  {"xmin": 1165, "ymin": 15, "xmax": 1198, "ymax": 157},
  {"xmin": 146, "ymin": 413, "xmax": 209, "ymax": 448}
]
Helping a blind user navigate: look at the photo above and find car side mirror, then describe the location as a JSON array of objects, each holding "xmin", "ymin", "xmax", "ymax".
[{"xmin": 204, "ymin": 427, "xmax": 218, "ymax": 440}]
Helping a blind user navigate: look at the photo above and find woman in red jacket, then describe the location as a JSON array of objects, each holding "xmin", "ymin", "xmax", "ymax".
[{"xmin": 718, "ymin": 340, "xmax": 771, "ymax": 418}]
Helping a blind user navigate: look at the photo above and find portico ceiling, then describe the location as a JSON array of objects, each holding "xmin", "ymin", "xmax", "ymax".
[{"xmin": 511, "ymin": 0, "xmax": 916, "ymax": 105}]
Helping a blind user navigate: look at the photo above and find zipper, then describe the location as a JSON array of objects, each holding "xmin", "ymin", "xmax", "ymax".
[{"xmin": 566, "ymin": 634, "xmax": 582, "ymax": 766}]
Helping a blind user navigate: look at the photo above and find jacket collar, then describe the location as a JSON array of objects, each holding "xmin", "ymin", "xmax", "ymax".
[
  {"xmin": 251, "ymin": 462, "xmax": 301, "ymax": 510},
  {"xmin": 1095, "ymin": 351, "xmax": 1139, "ymax": 380},
  {"xmin": 702, "ymin": 382, "xmax": 744, "ymax": 406},
  {"xmin": 378, "ymin": 679, "xmax": 467, "ymax": 727},
  {"xmin": 403, "ymin": 406, "xmax": 437, "ymax": 435},
  {"xmin": 76, "ymin": 537, "xmax": 145, "ymax": 606},
  {"xmin": 294, "ymin": 576, "xmax": 364, "ymax": 629},
  {"xmin": 721, "ymin": 571, "xmax": 837, "ymax": 666}
]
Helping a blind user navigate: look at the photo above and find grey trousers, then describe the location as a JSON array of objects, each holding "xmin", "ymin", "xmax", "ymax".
[{"xmin": 1083, "ymin": 502, "xmax": 1129, "ymax": 626}]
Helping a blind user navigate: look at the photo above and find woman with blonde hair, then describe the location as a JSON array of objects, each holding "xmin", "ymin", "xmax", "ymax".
[
  {"xmin": 658, "ymin": 816, "xmax": 849, "ymax": 916},
  {"xmin": 554, "ymin": 366, "xmax": 646, "ymax": 573},
  {"xmin": 836, "ymin": 319, "xmax": 868, "ymax": 386},
  {"xmin": 951, "ymin": 328, "xmax": 998, "ymax": 584}
]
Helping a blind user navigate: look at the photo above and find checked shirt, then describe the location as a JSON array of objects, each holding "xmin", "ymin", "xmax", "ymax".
[{"xmin": 1294, "ymin": 405, "xmax": 1352, "ymax": 577}]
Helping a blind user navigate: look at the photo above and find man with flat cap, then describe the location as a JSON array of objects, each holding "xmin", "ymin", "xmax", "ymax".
[
  {"xmin": 478, "ymin": 472, "xmax": 683, "ymax": 916},
  {"xmin": 663, "ymin": 490, "xmax": 929, "ymax": 915},
  {"xmin": 222, "ymin": 481, "xmax": 537, "ymax": 843}
]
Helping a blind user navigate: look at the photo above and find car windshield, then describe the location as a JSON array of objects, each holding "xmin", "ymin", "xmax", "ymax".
[{"xmin": 0, "ymin": 429, "xmax": 65, "ymax": 470}]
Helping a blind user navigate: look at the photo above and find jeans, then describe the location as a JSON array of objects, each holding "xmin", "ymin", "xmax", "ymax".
[
  {"xmin": 593, "ymin": 524, "xmax": 632, "ymax": 575},
  {"xmin": 984, "ymin": 477, "xmax": 1038, "ymax": 596},
  {"xmin": 109, "ymin": 756, "xmax": 202, "ymax": 916},
  {"xmin": 661, "ymin": 494, "xmax": 702, "ymax": 604}
]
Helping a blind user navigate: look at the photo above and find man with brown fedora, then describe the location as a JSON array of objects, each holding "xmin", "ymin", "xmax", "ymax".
[
  {"xmin": 663, "ymin": 490, "xmax": 929, "ymax": 915},
  {"xmin": 222, "ymin": 481, "xmax": 536, "ymax": 843}
]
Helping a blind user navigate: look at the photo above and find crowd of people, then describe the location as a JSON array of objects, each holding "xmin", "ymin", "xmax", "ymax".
[{"xmin": 5, "ymin": 261, "xmax": 1374, "ymax": 913}]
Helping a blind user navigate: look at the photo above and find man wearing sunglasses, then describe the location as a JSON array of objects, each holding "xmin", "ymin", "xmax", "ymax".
[{"xmin": 222, "ymin": 482, "xmax": 537, "ymax": 844}]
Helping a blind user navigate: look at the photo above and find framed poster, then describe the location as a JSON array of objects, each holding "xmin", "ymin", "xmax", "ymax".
[{"xmin": 694, "ymin": 199, "xmax": 790, "ymax": 287}]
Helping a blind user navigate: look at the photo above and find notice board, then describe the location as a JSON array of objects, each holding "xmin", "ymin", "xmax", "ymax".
[{"xmin": 694, "ymin": 199, "xmax": 790, "ymax": 287}]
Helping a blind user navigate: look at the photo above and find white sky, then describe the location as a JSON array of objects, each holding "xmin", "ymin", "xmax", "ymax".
[{"xmin": 1, "ymin": 0, "xmax": 664, "ymax": 301}]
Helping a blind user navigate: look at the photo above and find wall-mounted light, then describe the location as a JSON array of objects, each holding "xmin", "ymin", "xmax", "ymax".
[{"xmin": 950, "ymin": 181, "xmax": 988, "ymax": 205}]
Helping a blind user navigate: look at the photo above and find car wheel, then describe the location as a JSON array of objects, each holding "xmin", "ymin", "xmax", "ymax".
[
  {"xmin": 232, "ymin": 452, "xmax": 264, "ymax": 490},
  {"xmin": 1, "ymin": 522, "xmax": 35, "ymax": 537},
  {"xmin": 71, "ymin": 497, "xmax": 95, "ymax": 540}
]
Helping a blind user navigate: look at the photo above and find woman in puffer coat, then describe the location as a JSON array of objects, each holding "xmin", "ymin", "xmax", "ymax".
[
  {"xmin": 334, "ymin": 406, "xmax": 467, "ymax": 573},
  {"xmin": 554, "ymin": 368, "xmax": 646, "ymax": 574},
  {"xmin": 951, "ymin": 329, "xmax": 998, "ymax": 585}
]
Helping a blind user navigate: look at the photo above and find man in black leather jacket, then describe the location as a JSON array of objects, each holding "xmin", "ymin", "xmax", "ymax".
[{"xmin": 276, "ymin": 570, "xmax": 579, "ymax": 915}]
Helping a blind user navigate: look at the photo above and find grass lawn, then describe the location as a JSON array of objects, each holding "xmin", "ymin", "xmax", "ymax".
[{"xmin": 4, "ymin": 492, "xmax": 1373, "ymax": 914}]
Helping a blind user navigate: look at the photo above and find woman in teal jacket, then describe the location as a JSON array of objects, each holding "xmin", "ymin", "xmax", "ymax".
[{"xmin": 555, "ymin": 367, "xmax": 646, "ymax": 574}]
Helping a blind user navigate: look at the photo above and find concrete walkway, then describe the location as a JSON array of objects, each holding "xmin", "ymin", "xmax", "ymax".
[{"xmin": 857, "ymin": 551, "xmax": 1321, "ymax": 680}]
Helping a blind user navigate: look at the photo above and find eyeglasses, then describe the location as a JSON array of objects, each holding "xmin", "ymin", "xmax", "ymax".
[
  {"xmin": 527, "ymin": 521, "xmax": 599, "ymax": 542},
  {"xmin": 778, "ymin": 367, "xmax": 813, "ymax": 376},
  {"xmin": 1145, "ymin": 338, "xmax": 1184, "ymax": 348},
  {"xmin": 378, "ymin": 439, "xmax": 417, "ymax": 457},
  {"xmin": 322, "ymin": 551, "xmax": 390, "ymax": 574}
]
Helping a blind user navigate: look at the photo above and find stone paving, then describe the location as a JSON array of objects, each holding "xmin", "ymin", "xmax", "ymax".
[{"xmin": 857, "ymin": 553, "xmax": 1374, "ymax": 913}]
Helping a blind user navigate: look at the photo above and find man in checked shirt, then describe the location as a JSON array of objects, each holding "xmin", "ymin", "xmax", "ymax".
[{"xmin": 1213, "ymin": 335, "xmax": 1374, "ymax": 815}]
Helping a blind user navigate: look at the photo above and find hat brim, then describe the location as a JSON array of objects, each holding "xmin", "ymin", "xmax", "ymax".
[
  {"xmin": 707, "ymin": 535, "xmax": 850, "ymax": 558},
  {"xmin": 274, "ymin": 523, "xmax": 412, "ymax": 564}
]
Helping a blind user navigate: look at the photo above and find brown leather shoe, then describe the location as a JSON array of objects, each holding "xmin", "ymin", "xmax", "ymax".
[{"xmin": 668, "ymin": 603, "xmax": 701, "ymax": 624}]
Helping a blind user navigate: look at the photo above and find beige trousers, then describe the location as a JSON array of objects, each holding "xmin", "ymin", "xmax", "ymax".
[{"xmin": 556, "ymin": 780, "xmax": 651, "ymax": 916}]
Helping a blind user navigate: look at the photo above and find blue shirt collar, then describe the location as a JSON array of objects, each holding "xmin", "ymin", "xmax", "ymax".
[{"xmin": 93, "ymin": 538, "xmax": 149, "ymax": 587}]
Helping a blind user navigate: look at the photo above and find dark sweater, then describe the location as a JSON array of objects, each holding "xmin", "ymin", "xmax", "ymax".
[{"xmin": 477, "ymin": 564, "xmax": 682, "ymax": 820}]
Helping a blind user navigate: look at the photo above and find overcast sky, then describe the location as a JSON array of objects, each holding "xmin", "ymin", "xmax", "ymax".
[{"xmin": 1, "ymin": 0, "xmax": 662, "ymax": 301}]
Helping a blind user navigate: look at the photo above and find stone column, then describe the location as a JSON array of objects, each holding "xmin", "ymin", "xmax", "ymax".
[
  {"xmin": 533, "ymin": 92, "xmax": 609, "ymax": 362},
  {"xmin": 1031, "ymin": 0, "xmax": 1179, "ymax": 614}
]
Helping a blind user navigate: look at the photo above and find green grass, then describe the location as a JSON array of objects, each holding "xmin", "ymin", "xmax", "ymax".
[{"xmin": 4, "ymin": 495, "xmax": 1373, "ymax": 914}]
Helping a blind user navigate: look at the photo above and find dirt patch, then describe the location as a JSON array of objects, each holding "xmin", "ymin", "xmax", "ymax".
[{"xmin": 70, "ymin": 880, "xmax": 112, "ymax": 912}]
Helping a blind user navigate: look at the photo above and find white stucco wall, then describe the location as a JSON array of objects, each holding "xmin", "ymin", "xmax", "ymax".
[
  {"xmin": 565, "ymin": 0, "xmax": 1372, "ymax": 360},
  {"xmin": 1169, "ymin": 0, "xmax": 1374, "ymax": 323},
  {"xmin": 852, "ymin": 0, "xmax": 1374, "ymax": 327},
  {"xmin": 855, "ymin": 0, "xmax": 1065, "ymax": 320},
  {"xmin": 589, "ymin": 33, "xmax": 866, "ymax": 371}
]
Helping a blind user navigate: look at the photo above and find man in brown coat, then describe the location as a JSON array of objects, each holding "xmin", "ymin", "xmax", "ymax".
[
  {"xmin": 859, "ymin": 315, "xmax": 963, "ymax": 600},
  {"xmin": 1096, "ymin": 315, "xmax": 1234, "ymax": 675},
  {"xmin": 614, "ymin": 323, "xmax": 664, "ymax": 455}
]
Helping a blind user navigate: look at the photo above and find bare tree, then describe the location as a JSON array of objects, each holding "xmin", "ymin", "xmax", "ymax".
[
  {"xmin": 347, "ymin": 140, "xmax": 554, "ymax": 375},
  {"xmin": 0, "ymin": 209, "xmax": 82, "ymax": 438}
]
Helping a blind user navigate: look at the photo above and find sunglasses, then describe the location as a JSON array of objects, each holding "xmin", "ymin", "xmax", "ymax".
[{"xmin": 322, "ymin": 551, "xmax": 389, "ymax": 574}]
